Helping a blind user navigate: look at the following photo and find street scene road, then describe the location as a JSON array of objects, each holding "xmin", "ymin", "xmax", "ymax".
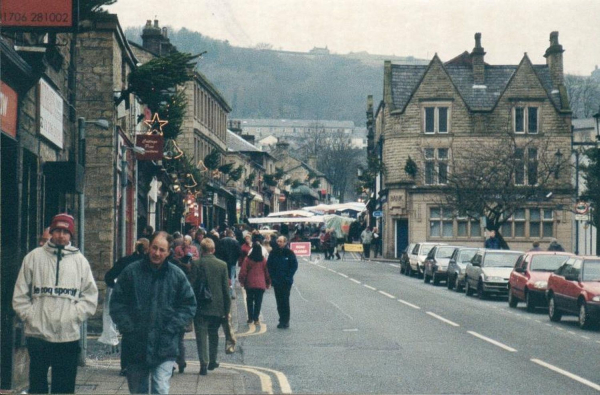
[{"xmin": 227, "ymin": 254, "xmax": 600, "ymax": 394}]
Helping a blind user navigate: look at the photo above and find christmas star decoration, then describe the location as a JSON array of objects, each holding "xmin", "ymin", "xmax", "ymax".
[{"xmin": 144, "ymin": 113, "xmax": 169, "ymax": 135}]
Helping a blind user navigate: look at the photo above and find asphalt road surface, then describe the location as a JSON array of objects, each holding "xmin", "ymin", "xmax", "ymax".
[{"xmin": 231, "ymin": 253, "xmax": 600, "ymax": 394}]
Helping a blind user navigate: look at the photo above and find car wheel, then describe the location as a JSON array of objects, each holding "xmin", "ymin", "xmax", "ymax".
[
  {"xmin": 447, "ymin": 275, "xmax": 454, "ymax": 290},
  {"xmin": 548, "ymin": 295, "xmax": 562, "ymax": 322},
  {"xmin": 465, "ymin": 278, "xmax": 474, "ymax": 296},
  {"xmin": 579, "ymin": 302, "xmax": 591, "ymax": 329},
  {"xmin": 508, "ymin": 287, "xmax": 518, "ymax": 308},
  {"xmin": 455, "ymin": 276, "xmax": 463, "ymax": 293},
  {"xmin": 525, "ymin": 290, "xmax": 536, "ymax": 312},
  {"xmin": 477, "ymin": 281, "xmax": 486, "ymax": 300},
  {"xmin": 424, "ymin": 271, "xmax": 431, "ymax": 284},
  {"xmin": 433, "ymin": 274, "xmax": 440, "ymax": 286},
  {"xmin": 417, "ymin": 268, "xmax": 424, "ymax": 279}
]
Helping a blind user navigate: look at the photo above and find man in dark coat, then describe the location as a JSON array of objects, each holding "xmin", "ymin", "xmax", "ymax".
[
  {"xmin": 191, "ymin": 238, "xmax": 231, "ymax": 375},
  {"xmin": 110, "ymin": 231, "xmax": 196, "ymax": 394},
  {"xmin": 267, "ymin": 236, "xmax": 298, "ymax": 329},
  {"xmin": 484, "ymin": 229, "xmax": 502, "ymax": 249},
  {"xmin": 220, "ymin": 230, "xmax": 241, "ymax": 299}
]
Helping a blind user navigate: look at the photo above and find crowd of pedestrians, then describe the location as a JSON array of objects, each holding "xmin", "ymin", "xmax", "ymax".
[{"xmin": 12, "ymin": 213, "xmax": 300, "ymax": 394}]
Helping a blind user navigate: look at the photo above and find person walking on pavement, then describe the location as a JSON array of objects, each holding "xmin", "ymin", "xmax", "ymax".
[
  {"xmin": 360, "ymin": 227, "xmax": 374, "ymax": 259},
  {"xmin": 371, "ymin": 227, "xmax": 381, "ymax": 258},
  {"xmin": 484, "ymin": 229, "xmax": 501, "ymax": 249},
  {"xmin": 104, "ymin": 238, "xmax": 149, "ymax": 376},
  {"xmin": 239, "ymin": 241, "xmax": 271, "ymax": 325},
  {"xmin": 267, "ymin": 236, "xmax": 298, "ymax": 329},
  {"xmin": 174, "ymin": 235, "xmax": 200, "ymax": 261},
  {"xmin": 110, "ymin": 231, "xmax": 196, "ymax": 394},
  {"xmin": 547, "ymin": 238, "xmax": 566, "ymax": 251},
  {"xmin": 192, "ymin": 238, "xmax": 231, "ymax": 375},
  {"xmin": 13, "ymin": 213, "xmax": 98, "ymax": 394},
  {"xmin": 220, "ymin": 229, "xmax": 241, "ymax": 299}
]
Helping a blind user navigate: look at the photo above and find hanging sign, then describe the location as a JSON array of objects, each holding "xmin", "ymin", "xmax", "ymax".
[
  {"xmin": 39, "ymin": 78, "xmax": 63, "ymax": 149},
  {"xmin": 135, "ymin": 135, "xmax": 164, "ymax": 161},
  {"xmin": 1, "ymin": 82, "xmax": 18, "ymax": 138}
]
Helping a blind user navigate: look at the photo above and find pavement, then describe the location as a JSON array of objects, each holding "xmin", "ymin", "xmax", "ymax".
[{"xmin": 72, "ymin": 287, "xmax": 249, "ymax": 395}]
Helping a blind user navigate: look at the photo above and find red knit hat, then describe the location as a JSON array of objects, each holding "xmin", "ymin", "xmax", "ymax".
[{"xmin": 49, "ymin": 213, "xmax": 75, "ymax": 236}]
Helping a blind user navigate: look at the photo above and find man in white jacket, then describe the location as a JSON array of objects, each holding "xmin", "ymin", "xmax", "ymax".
[{"xmin": 13, "ymin": 213, "xmax": 98, "ymax": 394}]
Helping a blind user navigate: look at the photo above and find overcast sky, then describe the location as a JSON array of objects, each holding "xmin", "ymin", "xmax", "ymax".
[{"xmin": 108, "ymin": 0, "xmax": 600, "ymax": 76}]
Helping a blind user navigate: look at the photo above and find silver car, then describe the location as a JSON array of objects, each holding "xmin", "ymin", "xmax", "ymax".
[
  {"xmin": 465, "ymin": 249, "xmax": 523, "ymax": 299},
  {"xmin": 407, "ymin": 242, "xmax": 444, "ymax": 278},
  {"xmin": 423, "ymin": 245, "xmax": 461, "ymax": 285},
  {"xmin": 446, "ymin": 247, "xmax": 478, "ymax": 292}
]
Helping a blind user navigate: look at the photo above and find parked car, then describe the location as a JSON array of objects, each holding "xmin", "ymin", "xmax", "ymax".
[
  {"xmin": 465, "ymin": 249, "xmax": 523, "ymax": 299},
  {"xmin": 508, "ymin": 251, "xmax": 573, "ymax": 311},
  {"xmin": 423, "ymin": 245, "xmax": 460, "ymax": 285},
  {"xmin": 407, "ymin": 242, "xmax": 444, "ymax": 278},
  {"xmin": 447, "ymin": 247, "xmax": 479, "ymax": 292},
  {"xmin": 547, "ymin": 256, "xmax": 600, "ymax": 329},
  {"xmin": 400, "ymin": 243, "xmax": 415, "ymax": 275}
]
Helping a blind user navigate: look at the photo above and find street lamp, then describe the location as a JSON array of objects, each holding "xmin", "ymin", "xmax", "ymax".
[
  {"xmin": 77, "ymin": 117, "xmax": 108, "ymax": 367},
  {"xmin": 120, "ymin": 144, "xmax": 146, "ymax": 258}
]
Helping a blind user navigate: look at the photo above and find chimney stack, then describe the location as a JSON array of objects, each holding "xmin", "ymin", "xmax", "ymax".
[
  {"xmin": 141, "ymin": 19, "xmax": 177, "ymax": 56},
  {"xmin": 544, "ymin": 31, "xmax": 564, "ymax": 87},
  {"xmin": 470, "ymin": 33, "xmax": 486, "ymax": 85}
]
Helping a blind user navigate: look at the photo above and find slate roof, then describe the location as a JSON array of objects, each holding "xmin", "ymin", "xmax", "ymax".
[
  {"xmin": 390, "ymin": 56, "xmax": 564, "ymax": 113},
  {"xmin": 227, "ymin": 130, "xmax": 260, "ymax": 152}
]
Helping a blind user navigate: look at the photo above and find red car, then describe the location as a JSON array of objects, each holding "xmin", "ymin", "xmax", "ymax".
[
  {"xmin": 546, "ymin": 256, "xmax": 600, "ymax": 329},
  {"xmin": 508, "ymin": 251, "xmax": 573, "ymax": 311}
]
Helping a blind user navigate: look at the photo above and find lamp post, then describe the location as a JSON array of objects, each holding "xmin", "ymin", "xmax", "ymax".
[
  {"xmin": 120, "ymin": 144, "xmax": 146, "ymax": 258},
  {"xmin": 77, "ymin": 117, "xmax": 108, "ymax": 367}
]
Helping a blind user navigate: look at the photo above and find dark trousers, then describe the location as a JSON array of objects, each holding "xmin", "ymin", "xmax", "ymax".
[
  {"xmin": 27, "ymin": 337, "xmax": 79, "ymax": 394},
  {"xmin": 121, "ymin": 335, "xmax": 131, "ymax": 370},
  {"xmin": 371, "ymin": 241, "xmax": 381, "ymax": 258},
  {"xmin": 362, "ymin": 243, "xmax": 371, "ymax": 258},
  {"xmin": 245, "ymin": 288, "xmax": 265, "ymax": 321},
  {"xmin": 176, "ymin": 331, "xmax": 186, "ymax": 369},
  {"xmin": 274, "ymin": 284, "xmax": 292, "ymax": 325},
  {"xmin": 194, "ymin": 316, "xmax": 221, "ymax": 364}
]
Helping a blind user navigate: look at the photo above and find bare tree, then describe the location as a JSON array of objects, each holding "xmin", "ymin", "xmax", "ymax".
[
  {"xmin": 435, "ymin": 130, "xmax": 571, "ymax": 235},
  {"xmin": 299, "ymin": 122, "xmax": 328, "ymax": 160},
  {"xmin": 565, "ymin": 74, "xmax": 600, "ymax": 119}
]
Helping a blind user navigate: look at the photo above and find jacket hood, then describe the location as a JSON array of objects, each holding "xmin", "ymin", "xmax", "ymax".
[{"xmin": 43, "ymin": 241, "xmax": 80, "ymax": 255}]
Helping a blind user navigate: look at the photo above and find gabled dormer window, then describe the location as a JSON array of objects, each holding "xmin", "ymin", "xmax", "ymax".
[
  {"xmin": 514, "ymin": 105, "xmax": 539, "ymax": 134},
  {"xmin": 423, "ymin": 104, "xmax": 450, "ymax": 134}
]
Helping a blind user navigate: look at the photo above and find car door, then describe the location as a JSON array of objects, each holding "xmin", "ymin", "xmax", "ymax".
[
  {"xmin": 511, "ymin": 254, "xmax": 528, "ymax": 299},
  {"xmin": 409, "ymin": 244, "xmax": 420, "ymax": 270},
  {"xmin": 562, "ymin": 259, "xmax": 583, "ymax": 314},
  {"xmin": 466, "ymin": 252, "xmax": 482, "ymax": 287},
  {"xmin": 424, "ymin": 247, "xmax": 436, "ymax": 275}
]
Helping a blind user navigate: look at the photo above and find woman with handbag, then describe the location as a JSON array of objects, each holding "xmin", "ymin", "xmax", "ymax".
[{"xmin": 239, "ymin": 242, "xmax": 271, "ymax": 325}]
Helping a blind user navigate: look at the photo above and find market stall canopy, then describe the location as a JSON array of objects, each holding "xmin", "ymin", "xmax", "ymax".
[
  {"xmin": 248, "ymin": 216, "xmax": 324, "ymax": 224},
  {"xmin": 304, "ymin": 202, "xmax": 366, "ymax": 214},
  {"xmin": 267, "ymin": 210, "xmax": 315, "ymax": 218}
]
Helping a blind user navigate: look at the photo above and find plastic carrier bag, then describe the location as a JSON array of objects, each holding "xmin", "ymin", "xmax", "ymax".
[{"xmin": 98, "ymin": 287, "xmax": 120, "ymax": 346}]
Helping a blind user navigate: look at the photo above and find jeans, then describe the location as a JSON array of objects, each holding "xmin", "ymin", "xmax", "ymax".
[
  {"xmin": 194, "ymin": 315, "xmax": 221, "ymax": 364},
  {"xmin": 274, "ymin": 284, "xmax": 292, "ymax": 325},
  {"xmin": 27, "ymin": 337, "xmax": 80, "ymax": 394},
  {"xmin": 126, "ymin": 360, "xmax": 174, "ymax": 394},
  {"xmin": 228, "ymin": 264, "xmax": 237, "ymax": 296},
  {"xmin": 245, "ymin": 288, "xmax": 265, "ymax": 321}
]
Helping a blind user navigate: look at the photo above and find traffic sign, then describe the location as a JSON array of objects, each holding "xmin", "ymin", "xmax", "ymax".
[
  {"xmin": 575, "ymin": 214, "xmax": 589, "ymax": 221},
  {"xmin": 373, "ymin": 210, "xmax": 383, "ymax": 218},
  {"xmin": 574, "ymin": 201, "xmax": 589, "ymax": 214}
]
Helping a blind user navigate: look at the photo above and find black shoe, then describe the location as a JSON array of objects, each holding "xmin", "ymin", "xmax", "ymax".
[
  {"xmin": 208, "ymin": 362, "xmax": 219, "ymax": 370},
  {"xmin": 179, "ymin": 363, "xmax": 186, "ymax": 374},
  {"xmin": 277, "ymin": 323, "xmax": 289, "ymax": 329},
  {"xmin": 119, "ymin": 368, "xmax": 127, "ymax": 377},
  {"xmin": 199, "ymin": 364, "xmax": 208, "ymax": 375}
]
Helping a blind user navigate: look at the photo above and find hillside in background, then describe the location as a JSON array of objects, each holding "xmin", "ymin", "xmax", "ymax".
[{"xmin": 125, "ymin": 26, "xmax": 427, "ymax": 125}]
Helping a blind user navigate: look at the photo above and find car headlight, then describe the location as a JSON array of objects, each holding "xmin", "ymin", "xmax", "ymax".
[
  {"xmin": 484, "ymin": 276, "xmax": 504, "ymax": 282},
  {"xmin": 533, "ymin": 281, "xmax": 548, "ymax": 289},
  {"xmin": 592, "ymin": 296, "xmax": 600, "ymax": 302}
]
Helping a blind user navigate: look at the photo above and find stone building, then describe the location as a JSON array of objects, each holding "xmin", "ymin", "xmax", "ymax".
[
  {"xmin": 76, "ymin": 14, "xmax": 143, "ymax": 289},
  {"xmin": 372, "ymin": 33, "xmax": 573, "ymax": 258}
]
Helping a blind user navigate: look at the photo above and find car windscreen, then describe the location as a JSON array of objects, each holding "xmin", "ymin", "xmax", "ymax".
[
  {"xmin": 484, "ymin": 252, "xmax": 521, "ymax": 267},
  {"xmin": 436, "ymin": 247, "xmax": 456, "ymax": 259},
  {"xmin": 459, "ymin": 249, "xmax": 477, "ymax": 263},
  {"xmin": 582, "ymin": 260, "xmax": 600, "ymax": 281},
  {"xmin": 420, "ymin": 245, "xmax": 434, "ymax": 256},
  {"xmin": 530, "ymin": 255, "xmax": 571, "ymax": 272}
]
